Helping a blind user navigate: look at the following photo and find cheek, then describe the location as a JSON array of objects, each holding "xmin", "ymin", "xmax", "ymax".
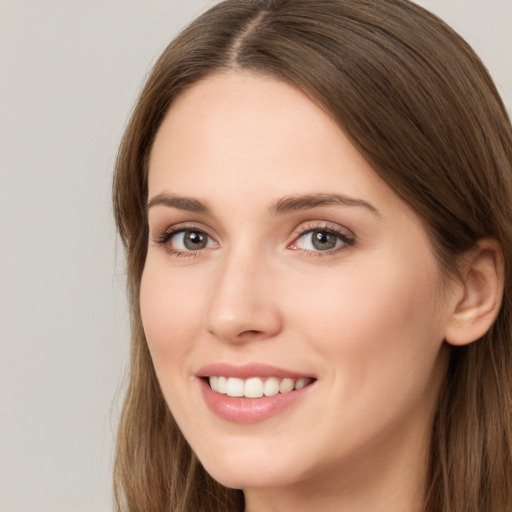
[
  {"xmin": 294, "ymin": 260, "xmax": 440, "ymax": 337},
  {"xmin": 283, "ymin": 254, "xmax": 448, "ymax": 460},
  {"xmin": 139, "ymin": 261, "xmax": 203, "ymax": 364},
  {"xmin": 288, "ymin": 250, "xmax": 446, "ymax": 392}
]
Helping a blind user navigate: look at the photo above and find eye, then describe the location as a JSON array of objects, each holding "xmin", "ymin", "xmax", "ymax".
[
  {"xmin": 155, "ymin": 227, "xmax": 218, "ymax": 255},
  {"xmin": 174, "ymin": 230, "xmax": 215, "ymax": 250},
  {"xmin": 289, "ymin": 225, "xmax": 354, "ymax": 253}
]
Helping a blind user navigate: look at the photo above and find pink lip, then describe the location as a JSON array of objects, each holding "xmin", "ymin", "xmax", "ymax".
[
  {"xmin": 196, "ymin": 363, "xmax": 316, "ymax": 424},
  {"xmin": 196, "ymin": 362, "xmax": 314, "ymax": 379}
]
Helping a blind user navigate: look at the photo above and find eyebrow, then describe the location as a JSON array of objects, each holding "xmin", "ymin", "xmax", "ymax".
[
  {"xmin": 147, "ymin": 194, "xmax": 210, "ymax": 214},
  {"xmin": 269, "ymin": 193, "xmax": 379, "ymax": 216},
  {"xmin": 146, "ymin": 192, "xmax": 379, "ymax": 216}
]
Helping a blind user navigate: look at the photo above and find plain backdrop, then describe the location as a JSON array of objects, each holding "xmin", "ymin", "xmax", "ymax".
[{"xmin": 0, "ymin": 1, "xmax": 510, "ymax": 511}]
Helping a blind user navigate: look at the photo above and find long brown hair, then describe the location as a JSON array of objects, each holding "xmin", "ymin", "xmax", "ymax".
[{"xmin": 112, "ymin": 1, "xmax": 512, "ymax": 510}]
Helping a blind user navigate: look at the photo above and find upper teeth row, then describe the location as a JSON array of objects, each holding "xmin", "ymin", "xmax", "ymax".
[{"xmin": 209, "ymin": 376, "xmax": 312, "ymax": 398}]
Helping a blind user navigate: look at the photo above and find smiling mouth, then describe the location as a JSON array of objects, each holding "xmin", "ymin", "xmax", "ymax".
[{"xmin": 207, "ymin": 376, "xmax": 315, "ymax": 398}]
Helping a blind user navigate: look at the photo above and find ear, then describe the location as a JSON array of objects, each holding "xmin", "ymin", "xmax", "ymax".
[{"xmin": 444, "ymin": 238, "xmax": 504, "ymax": 346}]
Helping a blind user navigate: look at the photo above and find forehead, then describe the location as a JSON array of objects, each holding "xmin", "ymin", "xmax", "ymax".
[
  {"xmin": 148, "ymin": 71, "xmax": 386, "ymax": 201},
  {"xmin": 150, "ymin": 71, "xmax": 342, "ymax": 170}
]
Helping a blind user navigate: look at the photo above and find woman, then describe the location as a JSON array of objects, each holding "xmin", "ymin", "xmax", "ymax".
[{"xmin": 112, "ymin": 0, "xmax": 512, "ymax": 511}]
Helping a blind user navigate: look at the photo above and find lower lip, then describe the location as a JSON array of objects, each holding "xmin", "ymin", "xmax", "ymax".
[{"xmin": 199, "ymin": 379, "xmax": 314, "ymax": 424}]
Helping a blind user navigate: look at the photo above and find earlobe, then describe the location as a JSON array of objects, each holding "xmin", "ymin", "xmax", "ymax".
[{"xmin": 444, "ymin": 238, "xmax": 504, "ymax": 347}]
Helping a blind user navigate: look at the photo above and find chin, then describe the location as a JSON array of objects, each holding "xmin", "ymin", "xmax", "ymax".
[
  {"xmin": 205, "ymin": 467, "xmax": 294, "ymax": 491},
  {"xmin": 197, "ymin": 446, "xmax": 299, "ymax": 490}
]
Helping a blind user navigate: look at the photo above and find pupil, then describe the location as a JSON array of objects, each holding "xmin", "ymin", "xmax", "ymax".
[
  {"xmin": 184, "ymin": 231, "xmax": 206, "ymax": 250},
  {"xmin": 312, "ymin": 231, "xmax": 336, "ymax": 250}
]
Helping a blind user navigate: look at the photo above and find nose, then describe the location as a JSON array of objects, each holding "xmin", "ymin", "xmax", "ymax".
[{"xmin": 203, "ymin": 249, "xmax": 283, "ymax": 344}]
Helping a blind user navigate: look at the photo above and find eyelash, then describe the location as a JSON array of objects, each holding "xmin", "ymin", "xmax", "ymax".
[{"xmin": 152, "ymin": 222, "xmax": 355, "ymax": 258}]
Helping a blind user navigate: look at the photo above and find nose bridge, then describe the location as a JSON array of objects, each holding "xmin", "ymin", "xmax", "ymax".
[{"xmin": 204, "ymin": 242, "xmax": 282, "ymax": 342}]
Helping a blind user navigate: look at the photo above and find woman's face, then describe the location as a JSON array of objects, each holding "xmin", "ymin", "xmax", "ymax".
[{"xmin": 142, "ymin": 72, "xmax": 454, "ymax": 494}]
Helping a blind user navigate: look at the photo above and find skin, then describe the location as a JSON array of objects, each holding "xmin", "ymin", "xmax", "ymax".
[{"xmin": 141, "ymin": 71, "xmax": 459, "ymax": 512}]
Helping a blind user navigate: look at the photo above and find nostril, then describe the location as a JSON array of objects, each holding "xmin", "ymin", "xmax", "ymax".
[{"xmin": 236, "ymin": 329, "xmax": 266, "ymax": 340}]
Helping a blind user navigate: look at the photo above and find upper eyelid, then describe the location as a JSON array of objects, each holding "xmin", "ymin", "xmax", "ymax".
[
  {"xmin": 293, "ymin": 220, "xmax": 354, "ymax": 237},
  {"xmin": 153, "ymin": 221, "xmax": 215, "ymax": 237},
  {"xmin": 164, "ymin": 223, "xmax": 210, "ymax": 233}
]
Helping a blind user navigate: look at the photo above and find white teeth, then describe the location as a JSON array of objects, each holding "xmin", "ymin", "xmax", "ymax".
[
  {"xmin": 208, "ymin": 376, "xmax": 313, "ymax": 398},
  {"xmin": 226, "ymin": 377, "xmax": 244, "ymax": 397},
  {"xmin": 244, "ymin": 377, "xmax": 264, "ymax": 398},
  {"xmin": 209, "ymin": 376, "xmax": 218, "ymax": 391},
  {"xmin": 295, "ymin": 377, "xmax": 309, "ymax": 390},
  {"xmin": 217, "ymin": 376, "xmax": 227, "ymax": 394},
  {"xmin": 279, "ymin": 378, "xmax": 295, "ymax": 394},
  {"xmin": 263, "ymin": 377, "xmax": 280, "ymax": 397}
]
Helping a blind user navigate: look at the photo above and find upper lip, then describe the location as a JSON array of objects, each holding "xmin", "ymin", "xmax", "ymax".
[{"xmin": 196, "ymin": 362, "xmax": 315, "ymax": 380}]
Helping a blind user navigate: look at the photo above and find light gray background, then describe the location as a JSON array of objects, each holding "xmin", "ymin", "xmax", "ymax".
[{"xmin": 0, "ymin": 1, "xmax": 510, "ymax": 511}]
